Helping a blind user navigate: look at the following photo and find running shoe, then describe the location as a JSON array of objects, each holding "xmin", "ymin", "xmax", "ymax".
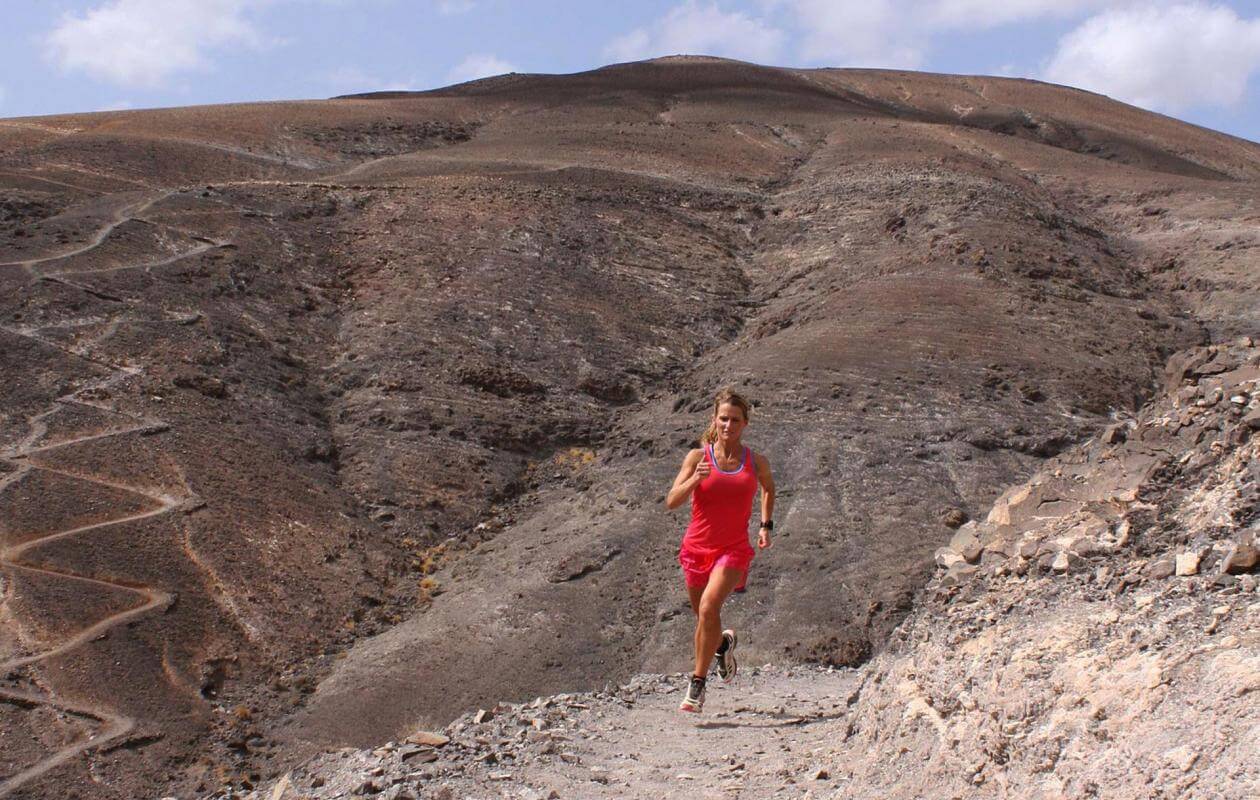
[
  {"xmin": 679, "ymin": 675, "xmax": 706, "ymax": 713},
  {"xmin": 716, "ymin": 629, "xmax": 738, "ymax": 682}
]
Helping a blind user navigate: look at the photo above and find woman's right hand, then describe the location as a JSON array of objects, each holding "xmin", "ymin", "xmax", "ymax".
[
  {"xmin": 666, "ymin": 448, "xmax": 710, "ymax": 510},
  {"xmin": 691, "ymin": 457, "xmax": 711, "ymax": 484}
]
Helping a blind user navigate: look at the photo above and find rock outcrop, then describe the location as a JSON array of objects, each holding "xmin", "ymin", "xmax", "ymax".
[{"xmin": 843, "ymin": 339, "xmax": 1259, "ymax": 798}]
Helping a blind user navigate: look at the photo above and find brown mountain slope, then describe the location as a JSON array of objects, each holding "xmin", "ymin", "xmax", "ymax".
[
  {"xmin": 0, "ymin": 58, "xmax": 1256, "ymax": 798},
  {"xmin": 232, "ymin": 338, "xmax": 1260, "ymax": 800}
]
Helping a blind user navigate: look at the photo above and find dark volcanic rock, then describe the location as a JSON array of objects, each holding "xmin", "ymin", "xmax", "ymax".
[{"xmin": 1, "ymin": 57, "xmax": 1257, "ymax": 799}]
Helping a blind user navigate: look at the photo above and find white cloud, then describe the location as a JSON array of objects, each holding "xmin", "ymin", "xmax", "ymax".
[
  {"xmin": 923, "ymin": 0, "xmax": 1113, "ymax": 29},
  {"xmin": 604, "ymin": 1, "xmax": 785, "ymax": 65},
  {"xmin": 763, "ymin": 0, "xmax": 1132, "ymax": 70},
  {"xmin": 786, "ymin": 0, "xmax": 924, "ymax": 68},
  {"xmin": 446, "ymin": 54, "xmax": 519, "ymax": 84},
  {"xmin": 44, "ymin": 0, "xmax": 274, "ymax": 88},
  {"xmin": 437, "ymin": 0, "xmax": 475, "ymax": 14},
  {"xmin": 1044, "ymin": 2, "xmax": 1260, "ymax": 111}
]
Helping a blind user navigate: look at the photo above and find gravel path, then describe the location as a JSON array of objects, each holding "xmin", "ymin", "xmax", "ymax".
[{"xmin": 258, "ymin": 665, "xmax": 862, "ymax": 800}]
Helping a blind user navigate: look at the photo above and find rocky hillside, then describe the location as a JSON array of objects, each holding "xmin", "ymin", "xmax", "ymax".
[
  {"xmin": 230, "ymin": 338, "xmax": 1259, "ymax": 799},
  {"xmin": 845, "ymin": 338, "xmax": 1259, "ymax": 798},
  {"xmin": 1, "ymin": 57, "xmax": 1258, "ymax": 798}
]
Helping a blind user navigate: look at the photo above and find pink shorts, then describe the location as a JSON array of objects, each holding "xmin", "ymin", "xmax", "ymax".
[{"xmin": 679, "ymin": 546, "xmax": 754, "ymax": 589}]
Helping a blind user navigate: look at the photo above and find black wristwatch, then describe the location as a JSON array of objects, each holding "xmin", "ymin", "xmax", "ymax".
[{"xmin": 760, "ymin": 520, "xmax": 774, "ymax": 530}]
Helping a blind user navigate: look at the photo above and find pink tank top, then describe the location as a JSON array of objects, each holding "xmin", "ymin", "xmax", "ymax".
[{"xmin": 683, "ymin": 444, "xmax": 758, "ymax": 550}]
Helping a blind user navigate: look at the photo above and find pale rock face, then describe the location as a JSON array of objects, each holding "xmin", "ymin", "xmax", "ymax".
[{"xmin": 839, "ymin": 340, "xmax": 1260, "ymax": 799}]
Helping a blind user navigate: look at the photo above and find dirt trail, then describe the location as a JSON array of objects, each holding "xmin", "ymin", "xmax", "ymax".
[
  {"xmin": 0, "ymin": 686, "xmax": 131, "ymax": 799},
  {"xmin": 489, "ymin": 667, "xmax": 861, "ymax": 799},
  {"xmin": 0, "ymin": 394, "xmax": 186, "ymax": 796},
  {"xmin": 0, "ymin": 191, "xmax": 172, "ymax": 270},
  {"xmin": 256, "ymin": 665, "xmax": 862, "ymax": 800},
  {"xmin": 41, "ymin": 240, "xmax": 225, "ymax": 278},
  {"xmin": 0, "ymin": 155, "xmax": 400, "ymax": 794},
  {"xmin": 0, "ymin": 199, "xmax": 196, "ymax": 798}
]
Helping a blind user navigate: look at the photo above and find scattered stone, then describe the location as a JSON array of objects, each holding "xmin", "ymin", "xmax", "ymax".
[
  {"xmin": 405, "ymin": 731, "xmax": 449, "ymax": 747},
  {"xmin": 940, "ymin": 507, "xmax": 969, "ymax": 529},
  {"xmin": 940, "ymin": 563, "xmax": 978, "ymax": 586},
  {"xmin": 950, "ymin": 524, "xmax": 984, "ymax": 563},
  {"xmin": 1221, "ymin": 541, "xmax": 1259, "ymax": 574},
  {"xmin": 1052, "ymin": 551, "xmax": 1077, "ymax": 573},
  {"xmin": 1175, "ymin": 552, "xmax": 1201, "ymax": 576},
  {"xmin": 1147, "ymin": 558, "xmax": 1176, "ymax": 579},
  {"xmin": 1101, "ymin": 423, "xmax": 1128, "ymax": 444},
  {"xmin": 399, "ymin": 747, "xmax": 438, "ymax": 764},
  {"xmin": 1165, "ymin": 745, "xmax": 1199, "ymax": 773},
  {"xmin": 814, "ymin": 767, "xmax": 830, "ymax": 780},
  {"xmin": 1116, "ymin": 519, "xmax": 1132, "ymax": 547},
  {"xmin": 1069, "ymin": 538, "xmax": 1102, "ymax": 557},
  {"xmin": 935, "ymin": 547, "xmax": 964, "ymax": 569}
]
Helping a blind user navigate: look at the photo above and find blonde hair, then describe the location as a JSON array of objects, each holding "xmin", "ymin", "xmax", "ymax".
[{"xmin": 700, "ymin": 388, "xmax": 752, "ymax": 445}]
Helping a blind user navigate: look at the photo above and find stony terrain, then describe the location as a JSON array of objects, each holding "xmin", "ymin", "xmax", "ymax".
[
  {"xmin": 228, "ymin": 666, "xmax": 862, "ymax": 800},
  {"xmin": 0, "ymin": 57, "xmax": 1257, "ymax": 798},
  {"xmin": 845, "ymin": 338, "xmax": 1260, "ymax": 799},
  {"xmin": 232, "ymin": 338, "xmax": 1259, "ymax": 799}
]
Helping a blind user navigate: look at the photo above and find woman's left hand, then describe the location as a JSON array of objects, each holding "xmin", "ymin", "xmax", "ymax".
[{"xmin": 757, "ymin": 528, "xmax": 772, "ymax": 549}]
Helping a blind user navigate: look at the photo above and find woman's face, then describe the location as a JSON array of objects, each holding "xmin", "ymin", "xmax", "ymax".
[{"xmin": 714, "ymin": 402, "xmax": 748, "ymax": 442}]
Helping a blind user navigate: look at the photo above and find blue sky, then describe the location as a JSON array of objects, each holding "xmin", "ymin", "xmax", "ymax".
[{"xmin": 4, "ymin": 1, "xmax": 1259, "ymax": 143}]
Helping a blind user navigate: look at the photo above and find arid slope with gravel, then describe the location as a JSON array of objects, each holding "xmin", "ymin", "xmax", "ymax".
[{"xmin": 0, "ymin": 57, "xmax": 1257, "ymax": 798}]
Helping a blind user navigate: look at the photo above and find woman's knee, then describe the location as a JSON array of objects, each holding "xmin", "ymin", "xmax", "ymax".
[{"xmin": 697, "ymin": 597, "xmax": 723, "ymax": 623}]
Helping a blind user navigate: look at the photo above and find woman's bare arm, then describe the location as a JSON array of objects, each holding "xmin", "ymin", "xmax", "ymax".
[
  {"xmin": 665, "ymin": 448, "xmax": 708, "ymax": 510},
  {"xmin": 754, "ymin": 452, "xmax": 776, "ymax": 548}
]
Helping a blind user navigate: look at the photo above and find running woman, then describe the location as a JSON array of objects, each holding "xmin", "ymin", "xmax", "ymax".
[{"xmin": 666, "ymin": 388, "xmax": 775, "ymax": 713}]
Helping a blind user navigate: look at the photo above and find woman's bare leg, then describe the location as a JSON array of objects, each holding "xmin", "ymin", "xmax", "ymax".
[
  {"xmin": 687, "ymin": 583, "xmax": 705, "ymax": 615},
  {"xmin": 692, "ymin": 566, "xmax": 744, "ymax": 678}
]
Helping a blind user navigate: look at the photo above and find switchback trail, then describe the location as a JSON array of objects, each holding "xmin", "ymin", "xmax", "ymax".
[
  {"xmin": 0, "ymin": 154, "xmax": 407, "ymax": 796},
  {"xmin": 0, "ymin": 380, "xmax": 188, "ymax": 797},
  {"xmin": 0, "ymin": 192, "xmax": 198, "ymax": 797},
  {"xmin": 0, "ymin": 191, "xmax": 173, "ymax": 270}
]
